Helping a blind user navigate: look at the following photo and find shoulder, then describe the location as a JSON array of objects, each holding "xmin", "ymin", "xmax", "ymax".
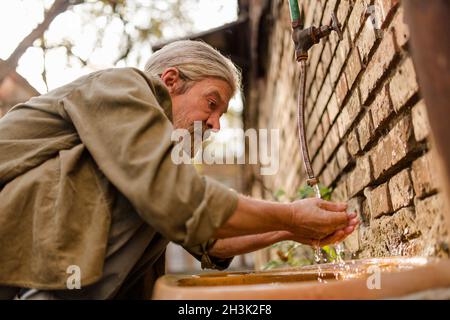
[
  {"xmin": 82, "ymin": 67, "xmax": 168, "ymax": 100},
  {"xmin": 63, "ymin": 67, "xmax": 156, "ymax": 101},
  {"xmin": 61, "ymin": 67, "xmax": 173, "ymax": 121},
  {"xmin": 88, "ymin": 67, "xmax": 152, "ymax": 88}
]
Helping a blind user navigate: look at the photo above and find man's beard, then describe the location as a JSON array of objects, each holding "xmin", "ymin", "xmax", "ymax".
[{"xmin": 174, "ymin": 118, "xmax": 210, "ymax": 158}]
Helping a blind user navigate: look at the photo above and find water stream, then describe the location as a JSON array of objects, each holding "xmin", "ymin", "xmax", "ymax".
[{"xmin": 312, "ymin": 183, "xmax": 347, "ymax": 282}]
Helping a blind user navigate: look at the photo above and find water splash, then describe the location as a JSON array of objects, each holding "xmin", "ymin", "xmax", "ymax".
[
  {"xmin": 311, "ymin": 183, "xmax": 349, "ymax": 282},
  {"xmin": 314, "ymin": 245, "xmax": 326, "ymax": 282},
  {"xmin": 312, "ymin": 184, "xmax": 326, "ymax": 281}
]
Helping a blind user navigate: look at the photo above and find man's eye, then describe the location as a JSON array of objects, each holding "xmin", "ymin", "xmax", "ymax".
[{"xmin": 208, "ymin": 101, "xmax": 216, "ymax": 109}]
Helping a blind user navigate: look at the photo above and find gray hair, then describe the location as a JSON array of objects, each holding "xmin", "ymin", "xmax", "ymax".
[{"xmin": 145, "ymin": 40, "xmax": 241, "ymax": 96}]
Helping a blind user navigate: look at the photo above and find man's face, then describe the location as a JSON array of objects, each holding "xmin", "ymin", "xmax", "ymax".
[{"xmin": 161, "ymin": 67, "xmax": 233, "ymax": 142}]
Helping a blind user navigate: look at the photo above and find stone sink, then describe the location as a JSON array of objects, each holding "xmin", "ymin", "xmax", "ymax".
[{"xmin": 153, "ymin": 257, "xmax": 450, "ymax": 299}]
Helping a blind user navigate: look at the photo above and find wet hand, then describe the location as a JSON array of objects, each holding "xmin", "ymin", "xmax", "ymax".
[{"xmin": 286, "ymin": 198, "xmax": 359, "ymax": 246}]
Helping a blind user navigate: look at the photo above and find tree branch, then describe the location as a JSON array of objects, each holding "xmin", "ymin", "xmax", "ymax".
[{"xmin": 0, "ymin": 0, "xmax": 85, "ymax": 83}]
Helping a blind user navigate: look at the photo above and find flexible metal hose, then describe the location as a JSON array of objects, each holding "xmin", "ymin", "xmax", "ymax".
[{"xmin": 297, "ymin": 59, "xmax": 318, "ymax": 189}]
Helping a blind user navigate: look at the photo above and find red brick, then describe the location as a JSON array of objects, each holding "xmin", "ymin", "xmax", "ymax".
[
  {"xmin": 347, "ymin": 0, "xmax": 368, "ymax": 42},
  {"xmin": 311, "ymin": 62, "xmax": 325, "ymax": 93},
  {"xmin": 321, "ymin": 40, "xmax": 333, "ymax": 71},
  {"xmin": 389, "ymin": 57, "xmax": 419, "ymax": 112},
  {"xmin": 335, "ymin": 29, "xmax": 352, "ymax": 69},
  {"xmin": 348, "ymin": 155, "xmax": 373, "ymax": 197},
  {"xmin": 362, "ymin": 199, "xmax": 371, "ymax": 224},
  {"xmin": 371, "ymin": 115, "xmax": 415, "ymax": 179},
  {"xmin": 327, "ymin": 93, "xmax": 339, "ymax": 124},
  {"xmin": 329, "ymin": 40, "xmax": 349, "ymax": 92},
  {"xmin": 411, "ymin": 100, "xmax": 430, "ymax": 142},
  {"xmin": 336, "ymin": 143, "xmax": 351, "ymax": 170},
  {"xmin": 306, "ymin": 104, "xmax": 321, "ymax": 140},
  {"xmin": 414, "ymin": 194, "xmax": 447, "ymax": 238},
  {"xmin": 348, "ymin": 196, "xmax": 365, "ymax": 221},
  {"xmin": 344, "ymin": 224, "xmax": 360, "ymax": 252},
  {"xmin": 329, "ymin": 55, "xmax": 343, "ymax": 86},
  {"xmin": 337, "ymin": 0, "xmax": 351, "ymax": 29},
  {"xmin": 332, "ymin": 181, "xmax": 348, "ymax": 202},
  {"xmin": 329, "ymin": 156, "xmax": 340, "ymax": 185},
  {"xmin": 356, "ymin": 20, "xmax": 378, "ymax": 64},
  {"xmin": 309, "ymin": 129, "xmax": 323, "ymax": 159},
  {"xmin": 322, "ymin": 0, "xmax": 338, "ymax": 26},
  {"xmin": 329, "ymin": 31, "xmax": 340, "ymax": 55},
  {"xmin": 390, "ymin": 7, "xmax": 409, "ymax": 48},
  {"xmin": 375, "ymin": 0, "xmax": 400, "ymax": 28},
  {"xmin": 322, "ymin": 110, "xmax": 331, "ymax": 135},
  {"xmin": 364, "ymin": 183, "xmax": 393, "ymax": 219},
  {"xmin": 336, "ymin": 72, "xmax": 349, "ymax": 108},
  {"xmin": 304, "ymin": 103, "xmax": 313, "ymax": 125},
  {"xmin": 370, "ymin": 85, "xmax": 393, "ymax": 128},
  {"xmin": 315, "ymin": 62, "xmax": 325, "ymax": 90},
  {"xmin": 345, "ymin": 48, "xmax": 363, "ymax": 90},
  {"xmin": 315, "ymin": 75, "xmax": 333, "ymax": 116},
  {"xmin": 388, "ymin": 169, "xmax": 414, "ymax": 211},
  {"xmin": 308, "ymin": 44, "xmax": 325, "ymax": 92},
  {"xmin": 347, "ymin": 128, "xmax": 361, "ymax": 157},
  {"xmin": 360, "ymin": 30, "xmax": 398, "ymax": 104},
  {"xmin": 322, "ymin": 124, "xmax": 340, "ymax": 162},
  {"xmin": 357, "ymin": 110, "xmax": 375, "ymax": 150},
  {"xmin": 337, "ymin": 91, "xmax": 361, "ymax": 138},
  {"xmin": 308, "ymin": 83, "xmax": 320, "ymax": 116},
  {"xmin": 303, "ymin": 0, "xmax": 316, "ymax": 27},
  {"xmin": 312, "ymin": 151, "xmax": 325, "ymax": 176},
  {"xmin": 411, "ymin": 152, "xmax": 439, "ymax": 199},
  {"xmin": 313, "ymin": 0, "xmax": 324, "ymax": 25}
]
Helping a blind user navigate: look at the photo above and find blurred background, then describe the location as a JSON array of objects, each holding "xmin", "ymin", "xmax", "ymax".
[{"xmin": 0, "ymin": 0, "xmax": 252, "ymax": 274}]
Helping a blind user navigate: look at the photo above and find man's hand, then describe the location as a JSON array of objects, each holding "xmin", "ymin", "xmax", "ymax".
[
  {"xmin": 209, "ymin": 197, "xmax": 359, "ymax": 259},
  {"xmin": 286, "ymin": 198, "xmax": 359, "ymax": 246},
  {"xmin": 213, "ymin": 195, "xmax": 359, "ymax": 244}
]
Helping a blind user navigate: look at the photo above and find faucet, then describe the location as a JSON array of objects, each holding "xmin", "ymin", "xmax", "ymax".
[
  {"xmin": 291, "ymin": 11, "xmax": 343, "ymax": 61},
  {"xmin": 288, "ymin": 0, "xmax": 343, "ymax": 195}
]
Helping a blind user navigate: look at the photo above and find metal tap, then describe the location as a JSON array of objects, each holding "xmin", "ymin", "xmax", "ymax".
[{"xmin": 287, "ymin": 0, "xmax": 343, "ymax": 189}]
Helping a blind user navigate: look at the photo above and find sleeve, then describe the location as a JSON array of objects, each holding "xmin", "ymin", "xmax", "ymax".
[
  {"xmin": 185, "ymin": 238, "xmax": 234, "ymax": 270},
  {"xmin": 59, "ymin": 68, "xmax": 238, "ymax": 254}
]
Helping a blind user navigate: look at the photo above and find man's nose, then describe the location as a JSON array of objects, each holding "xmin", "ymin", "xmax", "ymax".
[{"xmin": 206, "ymin": 116, "xmax": 220, "ymax": 132}]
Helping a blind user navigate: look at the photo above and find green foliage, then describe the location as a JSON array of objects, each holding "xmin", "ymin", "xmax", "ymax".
[
  {"xmin": 273, "ymin": 188, "xmax": 286, "ymax": 201},
  {"xmin": 264, "ymin": 184, "xmax": 340, "ymax": 270},
  {"xmin": 296, "ymin": 185, "xmax": 332, "ymax": 200},
  {"xmin": 321, "ymin": 245, "xmax": 342, "ymax": 262},
  {"xmin": 262, "ymin": 240, "xmax": 314, "ymax": 270}
]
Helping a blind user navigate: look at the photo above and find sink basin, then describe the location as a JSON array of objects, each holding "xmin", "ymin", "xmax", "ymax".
[{"xmin": 153, "ymin": 257, "xmax": 450, "ymax": 299}]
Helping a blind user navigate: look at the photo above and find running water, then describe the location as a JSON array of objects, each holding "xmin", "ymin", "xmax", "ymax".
[
  {"xmin": 312, "ymin": 183, "xmax": 347, "ymax": 282},
  {"xmin": 314, "ymin": 245, "xmax": 327, "ymax": 282},
  {"xmin": 312, "ymin": 184, "xmax": 321, "ymax": 198},
  {"xmin": 312, "ymin": 184, "xmax": 326, "ymax": 281}
]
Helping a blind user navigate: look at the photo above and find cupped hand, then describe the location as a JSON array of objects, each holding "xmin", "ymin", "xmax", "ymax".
[{"xmin": 286, "ymin": 198, "xmax": 359, "ymax": 246}]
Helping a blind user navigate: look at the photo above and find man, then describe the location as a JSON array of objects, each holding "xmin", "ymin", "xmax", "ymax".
[{"xmin": 0, "ymin": 40, "xmax": 358, "ymax": 299}]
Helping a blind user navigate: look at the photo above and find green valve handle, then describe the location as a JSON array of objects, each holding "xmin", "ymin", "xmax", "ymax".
[{"xmin": 288, "ymin": 0, "xmax": 302, "ymax": 28}]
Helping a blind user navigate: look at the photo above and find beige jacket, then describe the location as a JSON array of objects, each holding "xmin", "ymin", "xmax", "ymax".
[{"xmin": 0, "ymin": 67, "xmax": 238, "ymax": 290}]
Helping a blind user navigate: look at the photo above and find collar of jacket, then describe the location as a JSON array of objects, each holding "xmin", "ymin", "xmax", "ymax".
[{"xmin": 146, "ymin": 74, "xmax": 173, "ymax": 123}]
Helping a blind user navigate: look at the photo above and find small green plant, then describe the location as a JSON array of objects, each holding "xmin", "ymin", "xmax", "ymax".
[
  {"xmin": 296, "ymin": 185, "xmax": 332, "ymax": 200},
  {"xmin": 262, "ymin": 184, "xmax": 342, "ymax": 270},
  {"xmin": 273, "ymin": 188, "xmax": 287, "ymax": 201}
]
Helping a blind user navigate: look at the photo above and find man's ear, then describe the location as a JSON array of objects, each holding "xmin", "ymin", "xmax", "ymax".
[{"xmin": 160, "ymin": 67, "xmax": 181, "ymax": 94}]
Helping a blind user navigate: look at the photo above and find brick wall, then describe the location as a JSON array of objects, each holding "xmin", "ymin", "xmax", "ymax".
[{"xmin": 246, "ymin": 0, "xmax": 449, "ymax": 259}]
